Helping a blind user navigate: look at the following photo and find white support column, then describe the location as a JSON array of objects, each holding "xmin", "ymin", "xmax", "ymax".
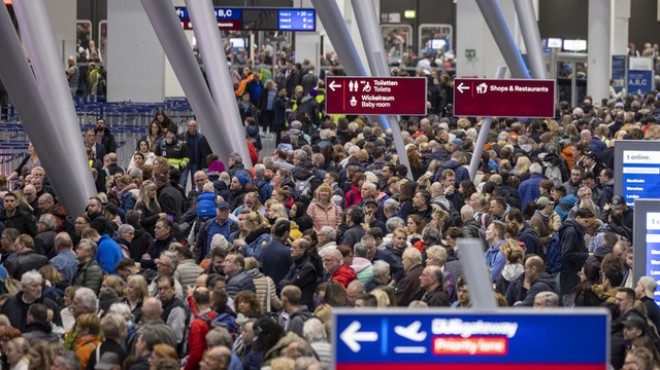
[
  {"xmin": 587, "ymin": 0, "xmax": 611, "ymax": 102},
  {"xmin": 611, "ymin": 0, "xmax": 631, "ymax": 55},
  {"xmin": 44, "ymin": 0, "xmax": 76, "ymax": 64}
]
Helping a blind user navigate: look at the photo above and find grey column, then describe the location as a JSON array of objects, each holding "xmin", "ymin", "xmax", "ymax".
[
  {"xmin": 350, "ymin": 0, "xmax": 411, "ymax": 179},
  {"xmin": 140, "ymin": 0, "xmax": 238, "ymax": 166},
  {"xmin": 468, "ymin": 67, "xmax": 507, "ymax": 181},
  {"xmin": 513, "ymin": 0, "xmax": 546, "ymax": 79},
  {"xmin": 457, "ymin": 238, "xmax": 497, "ymax": 309},
  {"xmin": 310, "ymin": 0, "xmax": 390, "ymax": 131},
  {"xmin": 9, "ymin": 1, "xmax": 97, "ymax": 215},
  {"xmin": 185, "ymin": 0, "xmax": 252, "ymax": 167},
  {"xmin": 587, "ymin": 0, "xmax": 611, "ymax": 103},
  {"xmin": 475, "ymin": 0, "xmax": 530, "ymax": 79}
]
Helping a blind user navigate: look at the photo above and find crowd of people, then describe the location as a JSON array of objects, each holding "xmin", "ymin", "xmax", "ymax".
[{"xmin": 2, "ymin": 46, "xmax": 660, "ymax": 370}]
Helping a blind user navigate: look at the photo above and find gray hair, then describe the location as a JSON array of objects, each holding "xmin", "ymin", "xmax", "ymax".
[
  {"xmin": 118, "ymin": 224, "xmax": 135, "ymax": 235},
  {"xmin": 218, "ymin": 172, "xmax": 231, "ymax": 186},
  {"xmin": 354, "ymin": 243, "xmax": 368, "ymax": 258},
  {"xmin": 302, "ymin": 317, "xmax": 327, "ymax": 342},
  {"xmin": 529, "ymin": 162, "xmax": 543, "ymax": 175},
  {"xmin": 159, "ymin": 250, "xmax": 179, "ymax": 270},
  {"xmin": 535, "ymin": 291, "xmax": 560, "ymax": 307},
  {"xmin": 372, "ymin": 260, "xmax": 390, "ymax": 278},
  {"xmin": 205, "ymin": 327, "xmax": 233, "ymax": 348},
  {"xmin": 319, "ymin": 129, "xmax": 333, "ymax": 141},
  {"xmin": 384, "ymin": 198, "xmax": 399, "ymax": 212},
  {"xmin": 101, "ymin": 313, "xmax": 126, "ymax": 340},
  {"xmin": 21, "ymin": 270, "xmax": 43, "ymax": 288},
  {"xmin": 39, "ymin": 214, "xmax": 57, "ymax": 230},
  {"xmin": 108, "ymin": 302, "xmax": 135, "ymax": 322},
  {"xmin": 386, "ymin": 217, "xmax": 405, "ymax": 232},
  {"xmin": 319, "ymin": 226, "xmax": 337, "ymax": 241},
  {"xmin": 229, "ymin": 152, "xmax": 243, "ymax": 164},
  {"xmin": 254, "ymin": 164, "xmax": 266, "ymax": 179},
  {"xmin": 78, "ymin": 239, "xmax": 98, "ymax": 258},
  {"xmin": 74, "ymin": 287, "xmax": 98, "ymax": 313},
  {"xmin": 293, "ymin": 149, "xmax": 307, "ymax": 161},
  {"xmin": 56, "ymin": 350, "xmax": 80, "ymax": 370}
]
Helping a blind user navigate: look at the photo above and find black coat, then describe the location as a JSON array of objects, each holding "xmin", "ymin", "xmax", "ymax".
[
  {"xmin": 4, "ymin": 250, "xmax": 49, "ymax": 279},
  {"xmin": 0, "ymin": 209, "xmax": 37, "ymax": 236},
  {"xmin": 157, "ymin": 183, "xmax": 184, "ymax": 223},
  {"xmin": 340, "ymin": 224, "xmax": 365, "ymax": 246},
  {"xmin": 418, "ymin": 285, "xmax": 450, "ymax": 306},
  {"xmin": 0, "ymin": 292, "xmax": 62, "ymax": 331},
  {"xmin": 559, "ymin": 219, "xmax": 588, "ymax": 295},
  {"xmin": 279, "ymin": 254, "xmax": 318, "ymax": 308}
]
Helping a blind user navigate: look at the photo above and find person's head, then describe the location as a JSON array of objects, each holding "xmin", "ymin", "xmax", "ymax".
[
  {"xmin": 200, "ymin": 346, "xmax": 232, "ymax": 370},
  {"xmin": 623, "ymin": 316, "xmax": 647, "ymax": 342},
  {"xmin": 486, "ymin": 221, "xmax": 505, "ymax": 244},
  {"xmin": 456, "ymin": 277, "xmax": 470, "ymax": 307},
  {"xmin": 156, "ymin": 250, "xmax": 178, "ymax": 277},
  {"xmin": 533, "ymin": 291, "xmax": 560, "ymax": 308},
  {"xmin": 616, "ymin": 287, "xmax": 636, "ymax": 315},
  {"xmin": 127, "ymin": 274, "xmax": 149, "ymax": 302},
  {"xmin": 76, "ymin": 239, "xmax": 97, "ymax": 263},
  {"xmin": 51, "ymin": 350, "xmax": 80, "ymax": 370},
  {"xmin": 86, "ymin": 197, "xmax": 103, "ymax": 216},
  {"xmin": 402, "ymin": 247, "xmax": 422, "ymax": 272},
  {"xmin": 101, "ymin": 313, "xmax": 128, "ymax": 341},
  {"xmin": 291, "ymin": 238, "xmax": 309, "ymax": 260},
  {"xmin": 234, "ymin": 290, "xmax": 261, "ymax": 316},
  {"xmin": 523, "ymin": 256, "xmax": 546, "ymax": 281},
  {"xmin": 623, "ymin": 347, "xmax": 654, "ymax": 370},
  {"xmin": 575, "ymin": 208, "xmax": 595, "ymax": 228},
  {"xmin": 156, "ymin": 275, "xmax": 176, "ymax": 302},
  {"xmin": 0, "ymin": 228, "xmax": 18, "ymax": 252},
  {"xmin": 322, "ymin": 249, "xmax": 343, "ymax": 275},
  {"xmin": 419, "ymin": 265, "xmax": 443, "ymax": 291},
  {"xmin": 222, "ymin": 253, "xmax": 244, "ymax": 276},
  {"xmin": 193, "ymin": 286, "xmax": 211, "ymax": 311},
  {"xmin": 392, "ymin": 227, "xmax": 408, "ymax": 250},
  {"xmin": 75, "ymin": 313, "xmax": 101, "ymax": 338},
  {"xmin": 154, "ymin": 217, "xmax": 173, "ymax": 241},
  {"xmin": 5, "ymin": 337, "xmax": 28, "ymax": 365},
  {"xmin": 21, "ymin": 270, "xmax": 43, "ymax": 302},
  {"xmin": 141, "ymin": 298, "xmax": 163, "ymax": 322},
  {"xmin": 425, "ymin": 245, "xmax": 448, "ymax": 267},
  {"xmin": 372, "ymin": 260, "xmax": 391, "ymax": 285},
  {"xmin": 28, "ymin": 341, "xmax": 57, "ymax": 370},
  {"xmin": 72, "ymin": 287, "xmax": 97, "ymax": 318}
]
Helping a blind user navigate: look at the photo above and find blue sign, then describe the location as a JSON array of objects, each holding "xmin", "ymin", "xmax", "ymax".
[
  {"xmin": 628, "ymin": 70, "xmax": 654, "ymax": 95},
  {"xmin": 278, "ymin": 9, "xmax": 315, "ymax": 31},
  {"xmin": 611, "ymin": 55, "xmax": 626, "ymax": 94},
  {"xmin": 175, "ymin": 7, "xmax": 242, "ymax": 21},
  {"xmin": 333, "ymin": 309, "xmax": 608, "ymax": 369}
]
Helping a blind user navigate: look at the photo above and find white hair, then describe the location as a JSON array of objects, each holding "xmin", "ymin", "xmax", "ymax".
[{"xmin": 21, "ymin": 270, "xmax": 43, "ymax": 287}]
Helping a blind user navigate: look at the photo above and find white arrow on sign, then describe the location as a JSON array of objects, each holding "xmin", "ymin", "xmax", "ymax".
[
  {"xmin": 340, "ymin": 321, "xmax": 378, "ymax": 352},
  {"xmin": 329, "ymin": 80, "xmax": 341, "ymax": 92},
  {"xmin": 457, "ymin": 82, "xmax": 470, "ymax": 94}
]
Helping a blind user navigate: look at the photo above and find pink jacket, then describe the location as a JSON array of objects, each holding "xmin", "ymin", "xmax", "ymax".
[{"xmin": 307, "ymin": 199, "xmax": 342, "ymax": 233}]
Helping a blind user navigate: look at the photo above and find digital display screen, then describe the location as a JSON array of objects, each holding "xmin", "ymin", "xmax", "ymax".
[
  {"xmin": 547, "ymin": 38, "xmax": 562, "ymax": 48},
  {"xmin": 614, "ymin": 141, "xmax": 660, "ymax": 209},
  {"xmin": 633, "ymin": 200, "xmax": 660, "ymax": 307},
  {"xmin": 563, "ymin": 39, "xmax": 587, "ymax": 52},
  {"xmin": 176, "ymin": 6, "xmax": 315, "ymax": 32},
  {"xmin": 278, "ymin": 9, "xmax": 316, "ymax": 31}
]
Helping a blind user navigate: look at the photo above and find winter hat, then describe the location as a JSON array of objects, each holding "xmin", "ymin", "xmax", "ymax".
[
  {"xmin": 235, "ymin": 174, "xmax": 249, "ymax": 187},
  {"xmin": 208, "ymin": 160, "xmax": 226, "ymax": 174}
]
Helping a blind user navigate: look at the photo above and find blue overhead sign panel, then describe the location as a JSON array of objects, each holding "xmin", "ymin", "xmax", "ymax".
[
  {"xmin": 333, "ymin": 309, "xmax": 608, "ymax": 370},
  {"xmin": 628, "ymin": 70, "xmax": 654, "ymax": 95}
]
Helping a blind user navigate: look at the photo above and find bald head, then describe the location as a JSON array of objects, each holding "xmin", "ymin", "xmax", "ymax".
[{"xmin": 141, "ymin": 297, "xmax": 163, "ymax": 321}]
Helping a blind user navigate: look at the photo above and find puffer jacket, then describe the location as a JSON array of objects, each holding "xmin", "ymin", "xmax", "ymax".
[
  {"xmin": 242, "ymin": 228, "xmax": 272, "ymax": 260},
  {"xmin": 306, "ymin": 200, "xmax": 342, "ymax": 233},
  {"xmin": 73, "ymin": 260, "xmax": 104, "ymax": 294}
]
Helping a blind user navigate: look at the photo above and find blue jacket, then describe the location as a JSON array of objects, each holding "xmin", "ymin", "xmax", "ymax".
[
  {"xmin": 518, "ymin": 173, "xmax": 545, "ymax": 211},
  {"xmin": 484, "ymin": 241, "xmax": 505, "ymax": 282},
  {"xmin": 242, "ymin": 228, "xmax": 271, "ymax": 260},
  {"xmin": 96, "ymin": 234, "xmax": 124, "ymax": 275},
  {"xmin": 435, "ymin": 159, "xmax": 470, "ymax": 185}
]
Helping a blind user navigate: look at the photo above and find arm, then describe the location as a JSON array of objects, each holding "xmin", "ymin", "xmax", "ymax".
[
  {"xmin": 268, "ymin": 277, "xmax": 282, "ymax": 311},
  {"xmin": 490, "ymin": 252, "xmax": 505, "ymax": 282},
  {"xmin": 183, "ymin": 320, "xmax": 204, "ymax": 370}
]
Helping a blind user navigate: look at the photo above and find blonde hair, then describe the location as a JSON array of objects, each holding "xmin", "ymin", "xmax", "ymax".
[
  {"xmin": 103, "ymin": 275, "xmax": 128, "ymax": 300},
  {"xmin": 127, "ymin": 275, "xmax": 149, "ymax": 301}
]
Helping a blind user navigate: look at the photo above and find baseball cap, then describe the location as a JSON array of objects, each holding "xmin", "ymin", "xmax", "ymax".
[
  {"xmin": 585, "ymin": 152, "xmax": 599, "ymax": 161},
  {"xmin": 217, "ymin": 201, "xmax": 230, "ymax": 210},
  {"xmin": 611, "ymin": 195, "xmax": 624, "ymax": 208},
  {"xmin": 452, "ymin": 138, "xmax": 463, "ymax": 147},
  {"xmin": 536, "ymin": 196, "xmax": 552, "ymax": 208},
  {"xmin": 364, "ymin": 199, "xmax": 378, "ymax": 207},
  {"xmin": 622, "ymin": 316, "xmax": 646, "ymax": 330},
  {"xmin": 638, "ymin": 276, "xmax": 657, "ymax": 300}
]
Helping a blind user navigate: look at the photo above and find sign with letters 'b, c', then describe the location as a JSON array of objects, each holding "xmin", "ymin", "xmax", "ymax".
[{"xmin": 333, "ymin": 309, "xmax": 609, "ymax": 370}]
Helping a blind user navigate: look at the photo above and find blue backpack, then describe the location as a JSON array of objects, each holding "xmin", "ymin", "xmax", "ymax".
[{"xmin": 546, "ymin": 234, "xmax": 563, "ymax": 274}]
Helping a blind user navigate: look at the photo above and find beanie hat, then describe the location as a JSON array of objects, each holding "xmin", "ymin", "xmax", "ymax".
[{"xmin": 235, "ymin": 175, "xmax": 249, "ymax": 187}]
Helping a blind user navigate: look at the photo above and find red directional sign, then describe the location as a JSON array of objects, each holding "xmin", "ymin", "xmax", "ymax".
[
  {"xmin": 325, "ymin": 77, "xmax": 427, "ymax": 115},
  {"xmin": 453, "ymin": 78, "xmax": 555, "ymax": 118}
]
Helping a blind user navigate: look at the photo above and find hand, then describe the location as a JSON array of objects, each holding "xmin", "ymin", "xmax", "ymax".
[
  {"xmin": 365, "ymin": 212, "xmax": 375, "ymax": 225},
  {"xmin": 234, "ymin": 239, "xmax": 246, "ymax": 248},
  {"xmin": 141, "ymin": 253, "xmax": 151, "ymax": 260},
  {"xmin": 444, "ymin": 185, "xmax": 455, "ymax": 196}
]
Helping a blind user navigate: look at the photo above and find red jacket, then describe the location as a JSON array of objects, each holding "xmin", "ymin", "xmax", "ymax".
[
  {"xmin": 331, "ymin": 264, "xmax": 357, "ymax": 288},
  {"xmin": 184, "ymin": 309, "xmax": 218, "ymax": 370}
]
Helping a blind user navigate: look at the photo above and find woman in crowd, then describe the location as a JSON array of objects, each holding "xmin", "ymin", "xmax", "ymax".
[
  {"xmin": 307, "ymin": 184, "xmax": 342, "ymax": 233},
  {"xmin": 135, "ymin": 181, "xmax": 164, "ymax": 236},
  {"xmin": 126, "ymin": 275, "xmax": 149, "ymax": 323},
  {"xmin": 128, "ymin": 139, "xmax": 156, "ymax": 172},
  {"xmin": 27, "ymin": 341, "xmax": 57, "ymax": 370},
  {"xmin": 5, "ymin": 337, "xmax": 29, "ymax": 370},
  {"xmin": 233, "ymin": 192, "xmax": 266, "ymax": 217},
  {"xmin": 233, "ymin": 211, "xmax": 271, "ymax": 260},
  {"xmin": 75, "ymin": 313, "xmax": 101, "ymax": 369},
  {"xmin": 143, "ymin": 120, "xmax": 164, "ymax": 153}
]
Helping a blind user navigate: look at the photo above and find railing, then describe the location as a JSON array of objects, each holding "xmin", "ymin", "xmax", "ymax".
[{"xmin": 0, "ymin": 98, "xmax": 195, "ymax": 175}]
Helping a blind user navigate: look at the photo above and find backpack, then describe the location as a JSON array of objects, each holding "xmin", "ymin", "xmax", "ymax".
[
  {"xmin": 545, "ymin": 234, "xmax": 562, "ymax": 274},
  {"xmin": 199, "ymin": 312, "xmax": 239, "ymax": 337},
  {"xmin": 543, "ymin": 163, "xmax": 563, "ymax": 185},
  {"xmin": 295, "ymin": 175, "xmax": 315, "ymax": 203}
]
